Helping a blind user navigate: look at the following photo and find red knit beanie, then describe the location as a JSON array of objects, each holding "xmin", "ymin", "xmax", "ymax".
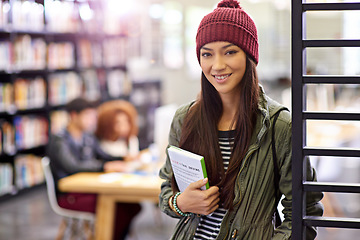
[{"xmin": 196, "ymin": 0, "xmax": 259, "ymax": 64}]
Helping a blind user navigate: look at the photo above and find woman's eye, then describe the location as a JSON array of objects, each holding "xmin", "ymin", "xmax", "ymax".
[
  {"xmin": 201, "ymin": 52, "xmax": 211, "ymax": 57},
  {"xmin": 226, "ymin": 50, "xmax": 238, "ymax": 55}
]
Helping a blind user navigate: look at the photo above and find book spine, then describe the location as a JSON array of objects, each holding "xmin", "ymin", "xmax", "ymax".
[
  {"xmin": 1, "ymin": 121, "xmax": 15, "ymax": 155},
  {"xmin": 200, "ymin": 158, "xmax": 210, "ymax": 190},
  {"xmin": 0, "ymin": 163, "xmax": 14, "ymax": 196}
]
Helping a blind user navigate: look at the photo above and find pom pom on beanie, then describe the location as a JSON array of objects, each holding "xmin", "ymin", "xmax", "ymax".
[
  {"xmin": 217, "ymin": 0, "xmax": 241, "ymax": 8},
  {"xmin": 196, "ymin": 0, "xmax": 259, "ymax": 64}
]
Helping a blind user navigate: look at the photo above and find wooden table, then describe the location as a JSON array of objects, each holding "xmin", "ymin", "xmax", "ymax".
[{"xmin": 58, "ymin": 172, "xmax": 163, "ymax": 240}]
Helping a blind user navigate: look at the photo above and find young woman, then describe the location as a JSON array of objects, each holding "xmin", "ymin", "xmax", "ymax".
[{"xmin": 159, "ymin": 1, "xmax": 323, "ymax": 239}]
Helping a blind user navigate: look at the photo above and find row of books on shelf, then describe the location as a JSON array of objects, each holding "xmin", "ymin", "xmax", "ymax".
[
  {"xmin": 0, "ymin": 109, "xmax": 70, "ymax": 155},
  {"xmin": 48, "ymin": 69, "xmax": 130, "ymax": 104},
  {"xmin": 0, "ymin": 154, "xmax": 44, "ymax": 197},
  {"xmin": 0, "ymin": 35, "xmax": 129, "ymax": 71},
  {"xmin": 0, "ymin": 116, "xmax": 48, "ymax": 155},
  {"xmin": 0, "ymin": 0, "xmax": 138, "ymax": 35},
  {"xmin": 0, "ymin": 1, "xmax": 44, "ymax": 32},
  {"xmin": 0, "ymin": 77, "xmax": 46, "ymax": 113},
  {"xmin": 0, "ymin": 69, "xmax": 129, "ymax": 113}
]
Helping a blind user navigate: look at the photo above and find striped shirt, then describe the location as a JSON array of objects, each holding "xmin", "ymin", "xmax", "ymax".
[{"xmin": 193, "ymin": 130, "xmax": 235, "ymax": 240}]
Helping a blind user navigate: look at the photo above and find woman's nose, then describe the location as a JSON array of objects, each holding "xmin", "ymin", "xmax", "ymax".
[{"xmin": 212, "ymin": 55, "xmax": 226, "ymax": 71}]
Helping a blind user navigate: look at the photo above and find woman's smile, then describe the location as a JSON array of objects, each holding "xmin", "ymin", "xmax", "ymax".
[{"xmin": 213, "ymin": 74, "xmax": 232, "ymax": 83}]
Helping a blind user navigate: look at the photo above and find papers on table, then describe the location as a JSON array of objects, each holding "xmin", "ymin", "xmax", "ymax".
[{"xmin": 98, "ymin": 172, "xmax": 159, "ymax": 187}]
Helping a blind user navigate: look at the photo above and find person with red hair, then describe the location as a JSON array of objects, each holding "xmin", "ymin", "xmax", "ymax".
[
  {"xmin": 95, "ymin": 99, "xmax": 142, "ymax": 240},
  {"xmin": 96, "ymin": 100, "xmax": 140, "ymax": 162}
]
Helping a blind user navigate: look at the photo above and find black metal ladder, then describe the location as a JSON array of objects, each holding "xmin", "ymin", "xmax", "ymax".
[{"xmin": 291, "ymin": 1, "xmax": 360, "ymax": 239}]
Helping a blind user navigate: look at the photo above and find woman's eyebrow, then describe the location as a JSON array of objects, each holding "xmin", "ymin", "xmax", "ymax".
[
  {"xmin": 201, "ymin": 46, "xmax": 212, "ymax": 51},
  {"xmin": 201, "ymin": 43, "xmax": 236, "ymax": 51}
]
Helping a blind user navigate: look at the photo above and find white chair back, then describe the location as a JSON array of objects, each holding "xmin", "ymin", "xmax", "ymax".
[{"xmin": 41, "ymin": 157, "xmax": 95, "ymax": 221}]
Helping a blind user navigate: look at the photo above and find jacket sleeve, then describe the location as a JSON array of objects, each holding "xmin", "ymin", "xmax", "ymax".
[
  {"xmin": 272, "ymin": 112, "xmax": 324, "ymax": 240},
  {"xmin": 48, "ymin": 134, "xmax": 104, "ymax": 176},
  {"xmin": 158, "ymin": 104, "xmax": 189, "ymax": 219}
]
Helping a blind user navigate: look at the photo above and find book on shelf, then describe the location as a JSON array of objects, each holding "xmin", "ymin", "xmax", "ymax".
[
  {"xmin": 48, "ymin": 72, "xmax": 82, "ymax": 106},
  {"xmin": 81, "ymin": 70, "xmax": 101, "ymax": 100},
  {"xmin": 0, "ymin": 41, "xmax": 13, "ymax": 71},
  {"xmin": 0, "ymin": 2, "xmax": 10, "ymax": 29},
  {"xmin": 103, "ymin": 37, "xmax": 127, "ymax": 67},
  {"xmin": 1, "ymin": 121, "xmax": 15, "ymax": 155},
  {"xmin": 107, "ymin": 69, "xmax": 130, "ymax": 98},
  {"xmin": 47, "ymin": 42, "xmax": 75, "ymax": 70},
  {"xmin": 45, "ymin": 0, "xmax": 79, "ymax": 33},
  {"xmin": 14, "ymin": 116, "xmax": 48, "ymax": 150},
  {"xmin": 77, "ymin": 39, "xmax": 103, "ymax": 68},
  {"xmin": 14, "ymin": 35, "xmax": 47, "ymax": 70},
  {"xmin": 0, "ymin": 163, "xmax": 13, "ymax": 196},
  {"xmin": 167, "ymin": 145, "xmax": 209, "ymax": 192},
  {"xmin": 11, "ymin": 0, "xmax": 44, "ymax": 31},
  {"xmin": 14, "ymin": 77, "xmax": 46, "ymax": 110},
  {"xmin": 0, "ymin": 83, "xmax": 14, "ymax": 112},
  {"xmin": 0, "ymin": 127, "xmax": 2, "ymax": 154},
  {"xmin": 15, "ymin": 154, "xmax": 44, "ymax": 190}
]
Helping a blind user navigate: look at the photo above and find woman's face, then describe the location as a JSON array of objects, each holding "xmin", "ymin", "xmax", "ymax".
[
  {"xmin": 114, "ymin": 112, "xmax": 131, "ymax": 138},
  {"xmin": 200, "ymin": 41, "xmax": 246, "ymax": 99}
]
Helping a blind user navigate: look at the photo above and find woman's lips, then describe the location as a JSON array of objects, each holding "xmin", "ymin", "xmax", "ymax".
[{"xmin": 213, "ymin": 74, "xmax": 231, "ymax": 83}]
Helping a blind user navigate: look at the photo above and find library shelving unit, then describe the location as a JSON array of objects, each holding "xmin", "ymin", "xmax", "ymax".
[{"xmin": 0, "ymin": 0, "xmax": 161, "ymax": 201}]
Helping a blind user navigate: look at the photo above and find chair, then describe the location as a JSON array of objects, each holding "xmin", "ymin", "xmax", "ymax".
[{"xmin": 41, "ymin": 157, "xmax": 95, "ymax": 240}]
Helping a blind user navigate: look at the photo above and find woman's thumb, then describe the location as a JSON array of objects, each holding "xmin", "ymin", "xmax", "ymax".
[{"xmin": 193, "ymin": 178, "xmax": 208, "ymax": 189}]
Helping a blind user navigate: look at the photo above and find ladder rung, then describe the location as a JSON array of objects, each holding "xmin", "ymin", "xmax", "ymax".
[
  {"xmin": 304, "ymin": 216, "xmax": 360, "ymax": 229},
  {"xmin": 303, "ymin": 181, "xmax": 360, "ymax": 193},
  {"xmin": 303, "ymin": 76, "xmax": 360, "ymax": 84},
  {"xmin": 303, "ymin": 3, "xmax": 360, "ymax": 11},
  {"xmin": 304, "ymin": 39, "xmax": 360, "ymax": 48},
  {"xmin": 303, "ymin": 112, "xmax": 360, "ymax": 121},
  {"xmin": 304, "ymin": 147, "xmax": 360, "ymax": 157}
]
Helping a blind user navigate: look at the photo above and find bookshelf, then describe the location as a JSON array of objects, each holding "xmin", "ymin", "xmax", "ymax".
[{"xmin": 0, "ymin": 0, "xmax": 161, "ymax": 200}]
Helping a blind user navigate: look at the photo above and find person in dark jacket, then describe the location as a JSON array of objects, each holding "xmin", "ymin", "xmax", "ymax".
[
  {"xmin": 159, "ymin": 1, "xmax": 323, "ymax": 239},
  {"xmin": 47, "ymin": 97, "xmax": 137, "ymax": 240}
]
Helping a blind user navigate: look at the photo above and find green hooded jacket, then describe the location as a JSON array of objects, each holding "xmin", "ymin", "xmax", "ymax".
[{"xmin": 159, "ymin": 89, "xmax": 323, "ymax": 240}]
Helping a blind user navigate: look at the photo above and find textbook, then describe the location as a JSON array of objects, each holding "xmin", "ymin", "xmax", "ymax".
[{"xmin": 168, "ymin": 146, "xmax": 209, "ymax": 192}]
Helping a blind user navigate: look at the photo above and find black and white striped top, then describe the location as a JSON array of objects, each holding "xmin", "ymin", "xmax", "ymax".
[{"xmin": 193, "ymin": 130, "xmax": 235, "ymax": 240}]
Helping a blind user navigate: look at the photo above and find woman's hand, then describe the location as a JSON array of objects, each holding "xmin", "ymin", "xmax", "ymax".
[{"xmin": 176, "ymin": 178, "xmax": 220, "ymax": 215}]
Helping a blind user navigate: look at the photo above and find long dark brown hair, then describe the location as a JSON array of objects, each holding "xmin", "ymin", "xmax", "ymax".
[{"xmin": 173, "ymin": 56, "xmax": 260, "ymax": 210}]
